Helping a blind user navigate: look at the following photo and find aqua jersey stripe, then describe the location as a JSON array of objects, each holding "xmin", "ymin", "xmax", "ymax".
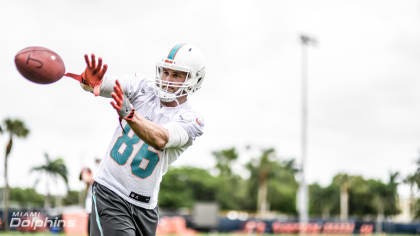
[
  {"xmin": 167, "ymin": 44, "xmax": 185, "ymax": 60},
  {"xmin": 92, "ymin": 190, "xmax": 104, "ymax": 236}
]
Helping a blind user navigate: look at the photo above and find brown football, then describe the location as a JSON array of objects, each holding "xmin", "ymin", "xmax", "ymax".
[{"xmin": 14, "ymin": 46, "xmax": 65, "ymax": 84}]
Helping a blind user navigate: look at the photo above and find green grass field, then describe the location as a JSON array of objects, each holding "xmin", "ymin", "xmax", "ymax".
[
  {"xmin": 0, "ymin": 233, "xmax": 413, "ymax": 236},
  {"xmin": 0, "ymin": 234, "xmax": 374, "ymax": 236},
  {"xmin": 0, "ymin": 233, "xmax": 286, "ymax": 236},
  {"xmin": 0, "ymin": 233, "xmax": 269, "ymax": 236},
  {"xmin": 0, "ymin": 233, "xmax": 359, "ymax": 236}
]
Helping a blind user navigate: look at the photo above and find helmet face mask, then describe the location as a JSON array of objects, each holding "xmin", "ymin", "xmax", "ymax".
[
  {"xmin": 155, "ymin": 44, "xmax": 206, "ymax": 103},
  {"xmin": 155, "ymin": 66, "xmax": 190, "ymax": 102}
]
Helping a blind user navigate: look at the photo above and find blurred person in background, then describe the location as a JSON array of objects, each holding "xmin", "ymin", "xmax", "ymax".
[{"xmin": 80, "ymin": 167, "xmax": 94, "ymax": 234}]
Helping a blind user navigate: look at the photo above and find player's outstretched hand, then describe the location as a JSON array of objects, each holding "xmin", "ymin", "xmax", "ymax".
[
  {"xmin": 83, "ymin": 54, "xmax": 108, "ymax": 96},
  {"xmin": 111, "ymin": 80, "xmax": 134, "ymax": 120},
  {"xmin": 64, "ymin": 53, "xmax": 108, "ymax": 96}
]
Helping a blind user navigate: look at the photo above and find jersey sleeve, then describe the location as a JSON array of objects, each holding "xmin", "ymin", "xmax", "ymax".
[
  {"xmin": 163, "ymin": 111, "xmax": 205, "ymax": 149},
  {"xmin": 99, "ymin": 74, "xmax": 153, "ymax": 102}
]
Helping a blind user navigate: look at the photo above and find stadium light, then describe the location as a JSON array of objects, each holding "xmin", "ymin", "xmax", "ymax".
[{"xmin": 298, "ymin": 33, "xmax": 317, "ymax": 232}]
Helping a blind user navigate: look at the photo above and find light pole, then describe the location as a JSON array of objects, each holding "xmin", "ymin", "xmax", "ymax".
[{"xmin": 298, "ymin": 34, "xmax": 317, "ymax": 231}]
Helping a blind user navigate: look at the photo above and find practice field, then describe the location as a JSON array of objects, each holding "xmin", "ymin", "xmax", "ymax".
[
  {"xmin": 0, "ymin": 233, "xmax": 273, "ymax": 236},
  {"xmin": 0, "ymin": 234, "xmax": 363, "ymax": 236},
  {"xmin": 0, "ymin": 234, "xmax": 411, "ymax": 236},
  {"xmin": 0, "ymin": 233, "xmax": 319, "ymax": 236},
  {"xmin": 0, "ymin": 234, "xmax": 243, "ymax": 236}
]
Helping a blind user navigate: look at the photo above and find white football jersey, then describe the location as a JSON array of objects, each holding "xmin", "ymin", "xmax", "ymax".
[{"xmin": 94, "ymin": 74, "xmax": 204, "ymax": 209}]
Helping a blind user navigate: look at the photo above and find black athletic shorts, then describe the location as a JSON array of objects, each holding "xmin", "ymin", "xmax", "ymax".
[{"xmin": 90, "ymin": 182, "xmax": 159, "ymax": 236}]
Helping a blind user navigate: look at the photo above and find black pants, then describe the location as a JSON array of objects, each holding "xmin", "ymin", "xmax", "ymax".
[{"xmin": 90, "ymin": 182, "xmax": 159, "ymax": 236}]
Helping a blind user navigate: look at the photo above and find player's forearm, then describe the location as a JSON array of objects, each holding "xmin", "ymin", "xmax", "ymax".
[
  {"xmin": 99, "ymin": 75, "xmax": 116, "ymax": 98},
  {"xmin": 126, "ymin": 113, "xmax": 169, "ymax": 151},
  {"xmin": 81, "ymin": 75, "xmax": 115, "ymax": 98}
]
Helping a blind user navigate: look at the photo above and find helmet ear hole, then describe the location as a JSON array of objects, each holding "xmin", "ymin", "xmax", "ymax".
[{"xmin": 156, "ymin": 66, "xmax": 163, "ymax": 76}]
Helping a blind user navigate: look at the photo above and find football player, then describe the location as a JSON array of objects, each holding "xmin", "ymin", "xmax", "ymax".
[
  {"xmin": 67, "ymin": 44, "xmax": 205, "ymax": 236},
  {"xmin": 79, "ymin": 167, "xmax": 94, "ymax": 234}
]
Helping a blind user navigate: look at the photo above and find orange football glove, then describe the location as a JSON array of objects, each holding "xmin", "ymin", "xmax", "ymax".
[
  {"xmin": 64, "ymin": 54, "xmax": 108, "ymax": 96},
  {"xmin": 111, "ymin": 80, "xmax": 134, "ymax": 120}
]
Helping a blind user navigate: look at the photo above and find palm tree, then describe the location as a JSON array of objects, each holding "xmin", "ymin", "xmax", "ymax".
[
  {"xmin": 370, "ymin": 172, "xmax": 400, "ymax": 233},
  {"xmin": 245, "ymin": 148, "xmax": 299, "ymax": 215},
  {"xmin": 31, "ymin": 153, "xmax": 69, "ymax": 208},
  {"xmin": 256, "ymin": 149, "xmax": 273, "ymax": 215},
  {"xmin": 404, "ymin": 153, "xmax": 420, "ymax": 219},
  {"xmin": 2, "ymin": 119, "xmax": 29, "ymax": 232},
  {"xmin": 333, "ymin": 173, "xmax": 355, "ymax": 221},
  {"xmin": 309, "ymin": 184, "xmax": 339, "ymax": 219},
  {"xmin": 246, "ymin": 148, "xmax": 299, "ymax": 215},
  {"xmin": 248, "ymin": 148, "xmax": 275, "ymax": 215},
  {"xmin": 404, "ymin": 174, "xmax": 416, "ymax": 219},
  {"xmin": 213, "ymin": 147, "xmax": 238, "ymax": 177}
]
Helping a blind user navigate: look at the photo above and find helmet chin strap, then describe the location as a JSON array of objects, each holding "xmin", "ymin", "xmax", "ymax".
[
  {"xmin": 157, "ymin": 90, "xmax": 176, "ymax": 102},
  {"xmin": 159, "ymin": 97, "xmax": 180, "ymax": 107},
  {"xmin": 157, "ymin": 90, "xmax": 181, "ymax": 107},
  {"xmin": 158, "ymin": 89, "xmax": 187, "ymax": 107}
]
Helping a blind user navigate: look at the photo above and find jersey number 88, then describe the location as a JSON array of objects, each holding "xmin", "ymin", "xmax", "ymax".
[{"xmin": 110, "ymin": 124, "xmax": 159, "ymax": 178}]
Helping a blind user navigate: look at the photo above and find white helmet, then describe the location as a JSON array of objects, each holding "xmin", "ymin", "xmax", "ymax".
[{"xmin": 155, "ymin": 43, "xmax": 206, "ymax": 102}]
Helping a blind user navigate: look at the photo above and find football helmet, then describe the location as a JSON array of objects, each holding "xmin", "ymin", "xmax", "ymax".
[{"xmin": 155, "ymin": 43, "xmax": 206, "ymax": 102}]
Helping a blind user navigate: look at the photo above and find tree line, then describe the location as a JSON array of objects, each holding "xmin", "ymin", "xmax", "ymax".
[{"xmin": 158, "ymin": 147, "xmax": 402, "ymax": 221}]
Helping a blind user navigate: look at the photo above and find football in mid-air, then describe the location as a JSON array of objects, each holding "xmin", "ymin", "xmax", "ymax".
[{"xmin": 14, "ymin": 46, "xmax": 65, "ymax": 84}]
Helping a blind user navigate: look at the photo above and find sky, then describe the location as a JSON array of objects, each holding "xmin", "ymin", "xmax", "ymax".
[{"xmin": 1, "ymin": 0, "xmax": 420, "ymax": 197}]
